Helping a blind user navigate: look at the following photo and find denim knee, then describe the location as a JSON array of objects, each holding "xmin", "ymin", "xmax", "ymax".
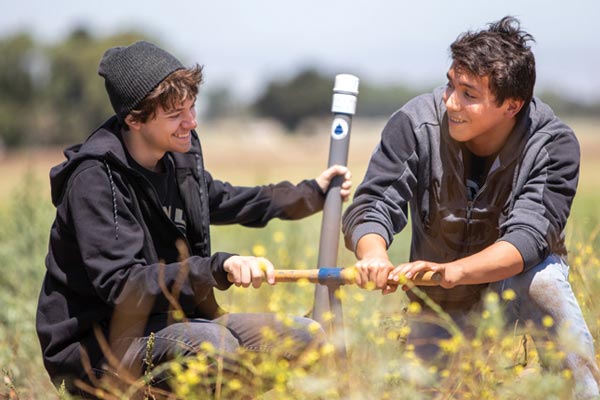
[
  {"xmin": 491, "ymin": 254, "xmax": 569, "ymax": 317},
  {"xmin": 116, "ymin": 319, "xmax": 241, "ymax": 373},
  {"xmin": 164, "ymin": 320, "xmax": 241, "ymax": 354},
  {"xmin": 292, "ymin": 316, "xmax": 326, "ymax": 346},
  {"xmin": 218, "ymin": 313, "xmax": 325, "ymax": 358}
]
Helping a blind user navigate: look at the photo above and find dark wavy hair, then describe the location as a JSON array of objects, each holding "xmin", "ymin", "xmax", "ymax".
[{"xmin": 450, "ymin": 16, "xmax": 536, "ymax": 112}]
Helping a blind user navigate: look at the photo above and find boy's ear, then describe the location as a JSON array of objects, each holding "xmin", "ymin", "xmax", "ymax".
[
  {"xmin": 505, "ymin": 98, "xmax": 525, "ymax": 118},
  {"xmin": 124, "ymin": 114, "xmax": 140, "ymax": 131}
]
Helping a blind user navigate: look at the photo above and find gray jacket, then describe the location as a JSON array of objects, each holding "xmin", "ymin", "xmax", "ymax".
[{"xmin": 342, "ymin": 87, "xmax": 579, "ymax": 307}]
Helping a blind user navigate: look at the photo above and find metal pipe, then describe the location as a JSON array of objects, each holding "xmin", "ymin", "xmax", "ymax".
[{"xmin": 312, "ymin": 74, "xmax": 359, "ymax": 361}]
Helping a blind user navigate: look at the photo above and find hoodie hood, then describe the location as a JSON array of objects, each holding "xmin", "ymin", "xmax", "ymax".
[
  {"xmin": 50, "ymin": 116, "xmax": 128, "ymax": 206},
  {"xmin": 525, "ymin": 96, "xmax": 565, "ymax": 137},
  {"xmin": 49, "ymin": 116, "xmax": 203, "ymax": 206}
]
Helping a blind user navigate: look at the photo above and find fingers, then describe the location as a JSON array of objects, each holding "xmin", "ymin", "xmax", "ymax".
[
  {"xmin": 259, "ymin": 258, "xmax": 275, "ymax": 286},
  {"xmin": 390, "ymin": 261, "xmax": 422, "ymax": 283},
  {"xmin": 389, "ymin": 264, "xmax": 411, "ymax": 285},
  {"xmin": 316, "ymin": 165, "xmax": 352, "ymax": 197},
  {"xmin": 224, "ymin": 256, "xmax": 246, "ymax": 287},
  {"xmin": 325, "ymin": 164, "xmax": 349, "ymax": 180},
  {"xmin": 382, "ymin": 283, "xmax": 399, "ymax": 295},
  {"xmin": 240, "ymin": 259, "xmax": 251, "ymax": 287},
  {"xmin": 354, "ymin": 257, "xmax": 394, "ymax": 291},
  {"xmin": 316, "ymin": 165, "xmax": 345, "ymax": 188},
  {"xmin": 388, "ymin": 261, "xmax": 443, "ymax": 287},
  {"xmin": 224, "ymin": 256, "xmax": 275, "ymax": 288},
  {"xmin": 340, "ymin": 169, "xmax": 353, "ymax": 202}
]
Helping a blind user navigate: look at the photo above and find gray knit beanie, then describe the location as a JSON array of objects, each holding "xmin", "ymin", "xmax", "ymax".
[{"xmin": 98, "ymin": 41, "xmax": 185, "ymax": 121}]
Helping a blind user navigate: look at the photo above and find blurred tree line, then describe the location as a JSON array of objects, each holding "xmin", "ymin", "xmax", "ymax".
[
  {"xmin": 0, "ymin": 29, "xmax": 147, "ymax": 148},
  {"xmin": 1, "ymin": 28, "xmax": 599, "ymax": 149}
]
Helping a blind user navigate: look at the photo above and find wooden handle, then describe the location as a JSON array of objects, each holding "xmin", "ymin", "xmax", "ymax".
[
  {"xmin": 229, "ymin": 268, "xmax": 441, "ymax": 287},
  {"xmin": 336, "ymin": 267, "xmax": 440, "ymax": 287}
]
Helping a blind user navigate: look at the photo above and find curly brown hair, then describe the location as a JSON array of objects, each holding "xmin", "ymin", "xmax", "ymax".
[{"xmin": 127, "ymin": 64, "xmax": 203, "ymax": 125}]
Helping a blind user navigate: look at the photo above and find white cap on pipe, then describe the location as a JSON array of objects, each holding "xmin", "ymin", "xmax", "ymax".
[{"xmin": 333, "ymin": 74, "xmax": 359, "ymax": 95}]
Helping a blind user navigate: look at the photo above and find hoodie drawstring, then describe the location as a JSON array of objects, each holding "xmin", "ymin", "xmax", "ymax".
[{"xmin": 103, "ymin": 160, "xmax": 119, "ymax": 240}]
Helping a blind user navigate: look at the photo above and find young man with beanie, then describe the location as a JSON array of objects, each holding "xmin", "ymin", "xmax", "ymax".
[
  {"xmin": 36, "ymin": 40, "xmax": 352, "ymax": 395},
  {"xmin": 342, "ymin": 16, "xmax": 599, "ymax": 398}
]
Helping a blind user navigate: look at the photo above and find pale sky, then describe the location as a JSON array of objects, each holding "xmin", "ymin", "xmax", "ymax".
[{"xmin": 2, "ymin": 0, "xmax": 600, "ymax": 102}]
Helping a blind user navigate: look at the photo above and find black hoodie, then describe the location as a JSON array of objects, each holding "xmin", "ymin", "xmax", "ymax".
[{"xmin": 36, "ymin": 116, "xmax": 326, "ymax": 388}]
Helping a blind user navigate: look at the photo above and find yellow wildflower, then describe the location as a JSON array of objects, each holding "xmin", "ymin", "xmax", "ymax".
[
  {"xmin": 273, "ymin": 231, "xmax": 285, "ymax": 243},
  {"xmin": 502, "ymin": 288, "xmax": 516, "ymax": 301},
  {"xmin": 407, "ymin": 302, "xmax": 422, "ymax": 314},
  {"xmin": 320, "ymin": 343, "xmax": 335, "ymax": 356},
  {"xmin": 352, "ymin": 292, "xmax": 365, "ymax": 302},
  {"xmin": 542, "ymin": 315, "xmax": 554, "ymax": 328},
  {"xmin": 399, "ymin": 326, "xmax": 411, "ymax": 338},
  {"xmin": 321, "ymin": 311, "xmax": 334, "ymax": 322},
  {"xmin": 485, "ymin": 327, "xmax": 498, "ymax": 338},
  {"xmin": 199, "ymin": 341, "xmax": 215, "ymax": 353},
  {"xmin": 252, "ymin": 244, "xmax": 266, "ymax": 257},
  {"xmin": 485, "ymin": 292, "xmax": 499, "ymax": 304},
  {"xmin": 585, "ymin": 245, "xmax": 593, "ymax": 255},
  {"xmin": 227, "ymin": 379, "xmax": 242, "ymax": 391},
  {"xmin": 334, "ymin": 288, "xmax": 346, "ymax": 300},
  {"xmin": 307, "ymin": 321, "xmax": 322, "ymax": 334},
  {"xmin": 297, "ymin": 277, "xmax": 310, "ymax": 287}
]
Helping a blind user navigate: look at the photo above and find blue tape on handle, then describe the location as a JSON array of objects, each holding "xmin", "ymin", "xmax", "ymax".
[{"xmin": 317, "ymin": 268, "xmax": 343, "ymax": 285}]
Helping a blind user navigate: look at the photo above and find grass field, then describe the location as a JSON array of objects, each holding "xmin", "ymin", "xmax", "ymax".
[{"xmin": 0, "ymin": 117, "xmax": 599, "ymax": 399}]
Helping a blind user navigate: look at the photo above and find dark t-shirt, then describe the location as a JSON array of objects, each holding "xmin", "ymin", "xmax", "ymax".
[
  {"xmin": 127, "ymin": 153, "xmax": 188, "ymax": 234},
  {"xmin": 462, "ymin": 146, "xmax": 495, "ymax": 201}
]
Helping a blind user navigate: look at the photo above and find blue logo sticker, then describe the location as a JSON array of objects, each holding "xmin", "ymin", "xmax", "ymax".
[{"xmin": 331, "ymin": 118, "xmax": 349, "ymax": 140}]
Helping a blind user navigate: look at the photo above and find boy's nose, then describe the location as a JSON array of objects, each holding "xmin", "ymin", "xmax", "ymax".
[
  {"xmin": 444, "ymin": 88, "xmax": 460, "ymax": 111},
  {"xmin": 182, "ymin": 111, "xmax": 197, "ymax": 130}
]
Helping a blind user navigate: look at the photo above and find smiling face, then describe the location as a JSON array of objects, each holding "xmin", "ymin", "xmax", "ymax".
[
  {"xmin": 443, "ymin": 64, "xmax": 523, "ymax": 156},
  {"xmin": 124, "ymin": 96, "xmax": 197, "ymax": 171}
]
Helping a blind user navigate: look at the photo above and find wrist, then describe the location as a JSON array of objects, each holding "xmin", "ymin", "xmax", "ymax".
[
  {"xmin": 356, "ymin": 233, "xmax": 388, "ymax": 260},
  {"xmin": 445, "ymin": 262, "xmax": 466, "ymax": 286},
  {"xmin": 360, "ymin": 249, "xmax": 389, "ymax": 261}
]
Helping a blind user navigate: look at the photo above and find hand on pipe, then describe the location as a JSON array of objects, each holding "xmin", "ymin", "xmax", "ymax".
[
  {"xmin": 354, "ymin": 256, "xmax": 396, "ymax": 294},
  {"xmin": 224, "ymin": 256, "xmax": 275, "ymax": 288},
  {"xmin": 390, "ymin": 261, "xmax": 451, "ymax": 289},
  {"xmin": 315, "ymin": 165, "xmax": 353, "ymax": 202}
]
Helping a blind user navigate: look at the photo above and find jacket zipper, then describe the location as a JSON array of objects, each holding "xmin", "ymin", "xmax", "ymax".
[
  {"xmin": 462, "ymin": 169, "xmax": 494, "ymax": 257},
  {"xmin": 462, "ymin": 161, "xmax": 492, "ymax": 255}
]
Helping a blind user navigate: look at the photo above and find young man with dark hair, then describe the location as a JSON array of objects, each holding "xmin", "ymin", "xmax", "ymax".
[
  {"xmin": 342, "ymin": 16, "xmax": 599, "ymax": 397},
  {"xmin": 36, "ymin": 41, "xmax": 352, "ymax": 395}
]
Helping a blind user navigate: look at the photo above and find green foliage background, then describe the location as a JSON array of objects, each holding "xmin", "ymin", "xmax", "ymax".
[{"xmin": 1, "ymin": 28, "xmax": 599, "ymax": 148}]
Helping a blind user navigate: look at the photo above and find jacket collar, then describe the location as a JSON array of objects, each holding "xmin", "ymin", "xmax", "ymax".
[{"xmin": 435, "ymin": 92, "xmax": 532, "ymax": 171}]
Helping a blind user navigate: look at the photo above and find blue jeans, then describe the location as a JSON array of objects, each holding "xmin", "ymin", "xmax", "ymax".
[
  {"xmin": 98, "ymin": 313, "xmax": 324, "ymax": 390},
  {"xmin": 406, "ymin": 255, "xmax": 600, "ymax": 399}
]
